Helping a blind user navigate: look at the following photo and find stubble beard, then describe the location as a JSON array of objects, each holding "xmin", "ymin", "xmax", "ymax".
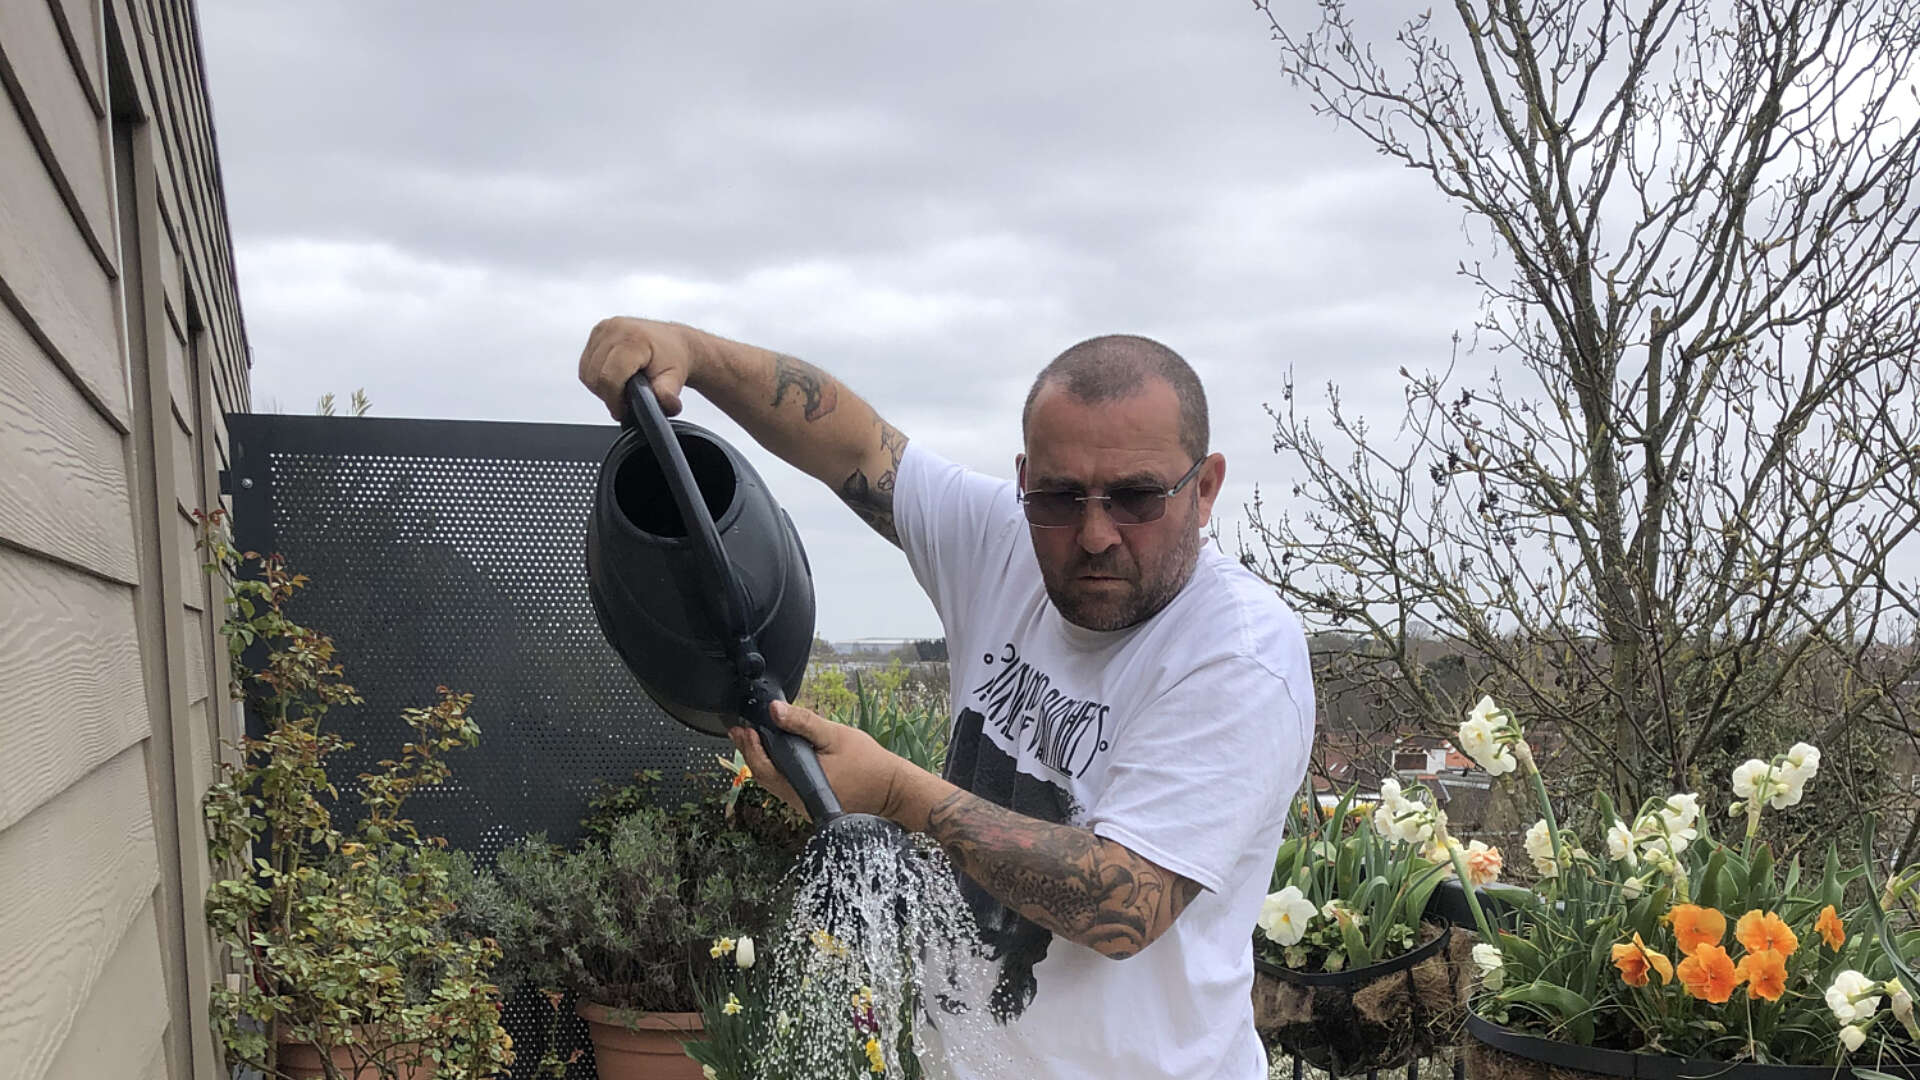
[{"xmin": 1042, "ymin": 505, "xmax": 1204, "ymax": 632}]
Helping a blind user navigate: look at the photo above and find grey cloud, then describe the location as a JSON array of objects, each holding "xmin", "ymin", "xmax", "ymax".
[{"xmin": 203, "ymin": 0, "xmax": 1487, "ymax": 638}]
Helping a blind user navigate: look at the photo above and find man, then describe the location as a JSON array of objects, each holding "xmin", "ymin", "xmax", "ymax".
[{"xmin": 579, "ymin": 318, "xmax": 1313, "ymax": 1080}]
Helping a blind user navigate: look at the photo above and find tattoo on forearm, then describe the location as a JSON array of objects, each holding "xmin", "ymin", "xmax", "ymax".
[
  {"xmin": 840, "ymin": 418, "xmax": 908, "ymax": 547},
  {"xmin": 771, "ymin": 354, "xmax": 839, "ymax": 422},
  {"xmin": 925, "ymin": 789, "xmax": 1200, "ymax": 959}
]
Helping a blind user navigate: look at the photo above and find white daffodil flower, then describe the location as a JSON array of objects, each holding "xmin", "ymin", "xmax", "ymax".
[
  {"xmin": 1457, "ymin": 707, "xmax": 1518, "ymax": 776},
  {"xmin": 1828, "ymin": 970, "xmax": 1884, "ymax": 1024},
  {"xmin": 1258, "ymin": 886, "xmax": 1317, "ymax": 948},
  {"xmin": 1606, "ymin": 819, "xmax": 1637, "ymax": 865},
  {"xmin": 1472, "ymin": 943, "xmax": 1506, "ymax": 991},
  {"xmin": 1524, "ymin": 819, "xmax": 1559, "ymax": 877},
  {"xmin": 1841, "ymin": 1025, "xmax": 1867, "ymax": 1052}
]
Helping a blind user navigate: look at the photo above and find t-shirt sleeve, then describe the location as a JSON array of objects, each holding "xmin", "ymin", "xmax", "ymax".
[
  {"xmin": 1085, "ymin": 657, "xmax": 1310, "ymax": 894},
  {"xmin": 893, "ymin": 441, "xmax": 1020, "ymax": 634}
]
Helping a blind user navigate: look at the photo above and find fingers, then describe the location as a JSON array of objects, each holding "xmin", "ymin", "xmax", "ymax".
[
  {"xmin": 768, "ymin": 700, "xmax": 833, "ymax": 742},
  {"xmin": 577, "ymin": 317, "xmax": 691, "ymax": 420},
  {"xmin": 730, "ymin": 727, "xmax": 803, "ymax": 815}
]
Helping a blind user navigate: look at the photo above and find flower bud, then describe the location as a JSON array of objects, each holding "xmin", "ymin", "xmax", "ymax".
[
  {"xmin": 736, "ymin": 935, "xmax": 755, "ymax": 969},
  {"xmin": 1841, "ymin": 1024, "xmax": 1867, "ymax": 1053}
]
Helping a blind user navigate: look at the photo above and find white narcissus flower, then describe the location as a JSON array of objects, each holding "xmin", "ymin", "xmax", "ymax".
[
  {"xmin": 1457, "ymin": 701, "xmax": 1518, "ymax": 777},
  {"xmin": 1258, "ymin": 886, "xmax": 1317, "ymax": 948},
  {"xmin": 1605, "ymin": 819, "xmax": 1637, "ymax": 865},
  {"xmin": 1621, "ymin": 874, "xmax": 1648, "ymax": 900},
  {"xmin": 1828, "ymin": 970, "xmax": 1884, "ymax": 1024},
  {"xmin": 1731, "ymin": 759, "xmax": 1773, "ymax": 801},
  {"xmin": 1782, "ymin": 742, "xmax": 1821, "ymax": 785},
  {"xmin": 1660, "ymin": 793, "xmax": 1702, "ymax": 838},
  {"xmin": 1524, "ymin": 819, "xmax": 1559, "ymax": 877},
  {"xmin": 1841, "ymin": 1025, "xmax": 1867, "ymax": 1053},
  {"xmin": 1372, "ymin": 778, "xmax": 1437, "ymax": 846},
  {"xmin": 1472, "ymin": 943, "xmax": 1505, "ymax": 991},
  {"xmin": 735, "ymin": 936, "xmax": 755, "ymax": 969}
]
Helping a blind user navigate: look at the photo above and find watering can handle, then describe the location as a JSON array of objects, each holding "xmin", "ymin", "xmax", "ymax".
[{"xmin": 622, "ymin": 376, "xmax": 846, "ymax": 826}]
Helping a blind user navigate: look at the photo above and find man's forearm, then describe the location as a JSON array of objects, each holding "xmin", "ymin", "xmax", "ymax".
[
  {"xmin": 685, "ymin": 333, "xmax": 906, "ymax": 543},
  {"xmin": 895, "ymin": 773, "xmax": 1200, "ymax": 959}
]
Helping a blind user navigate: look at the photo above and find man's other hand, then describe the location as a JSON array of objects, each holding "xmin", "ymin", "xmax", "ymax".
[
  {"xmin": 728, "ymin": 700, "xmax": 930, "ymax": 826},
  {"xmin": 577, "ymin": 316, "xmax": 701, "ymax": 421}
]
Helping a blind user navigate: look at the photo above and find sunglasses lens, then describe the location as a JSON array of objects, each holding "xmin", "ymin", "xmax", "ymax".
[
  {"xmin": 1023, "ymin": 492, "xmax": 1081, "ymax": 527},
  {"xmin": 1108, "ymin": 490, "xmax": 1167, "ymax": 524}
]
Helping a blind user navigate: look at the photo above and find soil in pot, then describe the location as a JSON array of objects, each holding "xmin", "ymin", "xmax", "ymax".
[
  {"xmin": 1254, "ymin": 921, "xmax": 1467, "ymax": 1075},
  {"xmin": 577, "ymin": 1002, "xmax": 705, "ymax": 1080}
]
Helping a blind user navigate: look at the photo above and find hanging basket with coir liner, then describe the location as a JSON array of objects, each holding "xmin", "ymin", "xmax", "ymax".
[{"xmin": 1253, "ymin": 921, "xmax": 1471, "ymax": 1075}]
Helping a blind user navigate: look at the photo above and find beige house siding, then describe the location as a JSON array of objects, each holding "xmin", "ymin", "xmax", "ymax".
[{"xmin": 0, "ymin": 3, "xmax": 249, "ymax": 1080}]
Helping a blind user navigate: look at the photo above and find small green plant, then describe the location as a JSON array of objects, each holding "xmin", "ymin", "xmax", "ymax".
[
  {"xmin": 467, "ymin": 769, "xmax": 800, "ymax": 1017},
  {"xmin": 1257, "ymin": 783, "xmax": 1464, "ymax": 973},
  {"xmin": 197, "ymin": 509, "xmax": 512, "ymax": 1079},
  {"xmin": 804, "ymin": 665, "xmax": 950, "ymax": 774}
]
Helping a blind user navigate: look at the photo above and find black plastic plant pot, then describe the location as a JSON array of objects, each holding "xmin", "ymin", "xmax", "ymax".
[
  {"xmin": 1427, "ymin": 879, "xmax": 1521, "ymax": 934},
  {"xmin": 1465, "ymin": 1013, "xmax": 1920, "ymax": 1080},
  {"xmin": 1252, "ymin": 922, "xmax": 1465, "ymax": 1075}
]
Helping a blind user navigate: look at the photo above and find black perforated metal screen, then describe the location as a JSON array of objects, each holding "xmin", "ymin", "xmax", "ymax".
[{"xmin": 226, "ymin": 413, "xmax": 722, "ymax": 1076}]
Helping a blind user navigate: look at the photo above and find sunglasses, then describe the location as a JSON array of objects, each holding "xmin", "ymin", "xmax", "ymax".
[{"xmin": 1019, "ymin": 457, "xmax": 1206, "ymax": 528}]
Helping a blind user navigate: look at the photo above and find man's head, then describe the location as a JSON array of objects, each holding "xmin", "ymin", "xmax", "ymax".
[{"xmin": 1017, "ymin": 335, "xmax": 1225, "ymax": 632}]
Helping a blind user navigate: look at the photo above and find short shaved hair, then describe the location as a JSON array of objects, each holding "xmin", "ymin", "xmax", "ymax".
[{"xmin": 1022, "ymin": 334, "xmax": 1210, "ymax": 460}]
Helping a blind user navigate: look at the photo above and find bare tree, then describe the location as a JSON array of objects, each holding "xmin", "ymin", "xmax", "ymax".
[{"xmin": 1244, "ymin": 0, "xmax": 1920, "ymax": 839}]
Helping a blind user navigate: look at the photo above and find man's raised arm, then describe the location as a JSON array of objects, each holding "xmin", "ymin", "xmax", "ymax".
[{"xmin": 578, "ymin": 317, "xmax": 909, "ymax": 545}]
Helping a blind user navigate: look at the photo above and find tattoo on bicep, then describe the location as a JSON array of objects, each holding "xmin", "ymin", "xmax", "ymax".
[
  {"xmin": 770, "ymin": 354, "xmax": 839, "ymax": 422},
  {"xmin": 926, "ymin": 791, "xmax": 1199, "ymax": 959},
  {"xmin": 840, "ymin": 419, "xmax": 908, "ymax": 546}
]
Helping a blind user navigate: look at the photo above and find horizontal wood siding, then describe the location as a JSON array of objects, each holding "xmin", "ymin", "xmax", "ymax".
[
  {"xmin": 42, "ymin": 901, "xmax": 170, "ymax": 1080},
  {"xmin": 0, "ymin": 297, "xmax": 136, "ymax": 583},
  {"xmin": 0, "ymin": 0, "xmax": 114, "ymax": 266},
  {"xmin": 45, "ymin": 0, "xmax": 106, "ymax": 117},
  {"xmin": 0, "ymin": 744, "xmax": 162, "ymax": 1079},
  {"xmin": 0, "ymin": 545, "xmax": 148, "ymax": 835},
  {"xmin": 0, "ymin": 68, "xmax": 124, "ymax": 430}
]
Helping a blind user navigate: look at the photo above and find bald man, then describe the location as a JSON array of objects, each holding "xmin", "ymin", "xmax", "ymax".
[{"xmin": 580, "ymin": 319, "xmax": 1313, "ymax": 1080}]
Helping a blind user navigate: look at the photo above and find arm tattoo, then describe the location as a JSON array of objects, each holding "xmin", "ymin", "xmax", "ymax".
[
  {"xmin": 840, "ymin": 419, "xmax": 908, "ymax": 547},
  {"xmin": 925, "ymin": 789, "xmax": 1201, "ymax": 959},
  {"xmin": 770, "ymin": 354, "xmax": 839, "ymax": 421}
]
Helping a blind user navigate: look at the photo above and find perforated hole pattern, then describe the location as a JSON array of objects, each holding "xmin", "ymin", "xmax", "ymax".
[{"xmin": 228, "ymin": 415, "xmax": 725, "ymax": 1077}]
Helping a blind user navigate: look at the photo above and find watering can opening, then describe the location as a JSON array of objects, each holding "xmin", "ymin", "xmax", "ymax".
[{"xmin": 611, "ymin": 429, "xmax": 738, "ymax": 540}]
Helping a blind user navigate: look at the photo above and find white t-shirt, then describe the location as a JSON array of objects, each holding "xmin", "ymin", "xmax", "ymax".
[{"xmin": 895, "ymin": 442, "xmax": 1315, "ymax": 1080}]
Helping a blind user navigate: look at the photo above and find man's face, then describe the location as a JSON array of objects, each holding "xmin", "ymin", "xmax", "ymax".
[{"xmin": 1018, "ymin": 380, "xmax": 1224, "ymax": 631}]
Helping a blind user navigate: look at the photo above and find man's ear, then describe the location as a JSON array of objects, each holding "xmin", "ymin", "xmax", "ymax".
[
  {"xmin": 1195, "ymin": 453, "xmax": 1226, "ymax": 529},
  {"xmin": 1015, "ymin": 452, "xmax": 1026, "ymax": 489}
]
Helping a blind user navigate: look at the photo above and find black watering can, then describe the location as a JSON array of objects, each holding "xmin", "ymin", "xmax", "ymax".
[{"xmin": 586, "ymin": 376, "xmax": 904, "ymax": 853}]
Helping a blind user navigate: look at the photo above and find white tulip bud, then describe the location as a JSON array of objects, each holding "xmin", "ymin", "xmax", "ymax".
[{"xmin": 735, "ymin": 936, "xmax": 755, "ymax": 969}]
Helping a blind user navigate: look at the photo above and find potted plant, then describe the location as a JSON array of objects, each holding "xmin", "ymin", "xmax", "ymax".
[
  {"xmin": 466, "ymin": 767, "xmax": 800, "ymax": 1079},
  {"xmin": 1448, "ymin": 696, "xmax": 1920, "ymax": 1079},
  {"xmin": 1251, "ymin": 781, "xmax": 1498, "ymax": 1073},
  {"xmin": 198, "ymin": 512, "xmax": 513, "ymax": 1079}
]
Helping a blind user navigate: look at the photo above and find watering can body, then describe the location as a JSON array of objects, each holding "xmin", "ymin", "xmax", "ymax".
[{"xmin": 586, "ymin": 419, "xmax": 815, "ymax": 739}]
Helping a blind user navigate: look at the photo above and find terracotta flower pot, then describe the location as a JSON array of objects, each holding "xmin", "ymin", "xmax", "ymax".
[
  {"xmin": 273, "ymin": 1025, "xmax": 434, "ymax": 1080},
  {"xmin": 1252, "ymin": 921, "xmax": 1468, "ymax": 1075},
  {"xmin": 576, "ymin": 1001, "xmax": 706, "ymax": 1080}
]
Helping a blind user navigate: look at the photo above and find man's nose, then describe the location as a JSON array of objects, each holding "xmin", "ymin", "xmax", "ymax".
[{"xmin": 1077, "ymin": 500, "xmax": 1122, "ymax": 552}]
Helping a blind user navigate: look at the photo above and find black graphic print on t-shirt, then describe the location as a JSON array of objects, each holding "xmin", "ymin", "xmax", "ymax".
[{"xmin": 942, "ymin": 641, "xmax": 1113, "ymax": 1022}]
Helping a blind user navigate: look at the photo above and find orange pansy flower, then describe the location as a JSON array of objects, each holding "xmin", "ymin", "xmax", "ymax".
[
  {"xmin": 1735, "ymin": 910, "xmax": 1799, "ymax": 957},
  {"xmin": 1736, "ymin": 948, "xmax": 1789, "ymax": 1002},
  {"xmin": 1668, "ymin": 904, "xmax": 1727, "ymax": 956},
  {"xmin": 1677, "ymin": 943, "xmax": 1743, "ymax": 1003},
  {"xmin": 1816, "ymin": 905, "xmax": 1846, "ymax": 950},
  {"xmin": 1611, "ymin": 933, "xmax": 1675, "ymax": 988}
]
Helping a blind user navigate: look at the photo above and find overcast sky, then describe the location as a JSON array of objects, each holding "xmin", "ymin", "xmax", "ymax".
[{"xmin": 197, "ymin": 1, "xmax": 1483, "ymax": 641}]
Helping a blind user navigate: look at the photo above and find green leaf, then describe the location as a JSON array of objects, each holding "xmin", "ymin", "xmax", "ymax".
[
  {"xmin": 1503, "ymin": 980, "xmax": 1596, "ymax": 1045},
  {"xmin": 1696, "ymin": 846, "xmax": 1729, "ymax": 910}
]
